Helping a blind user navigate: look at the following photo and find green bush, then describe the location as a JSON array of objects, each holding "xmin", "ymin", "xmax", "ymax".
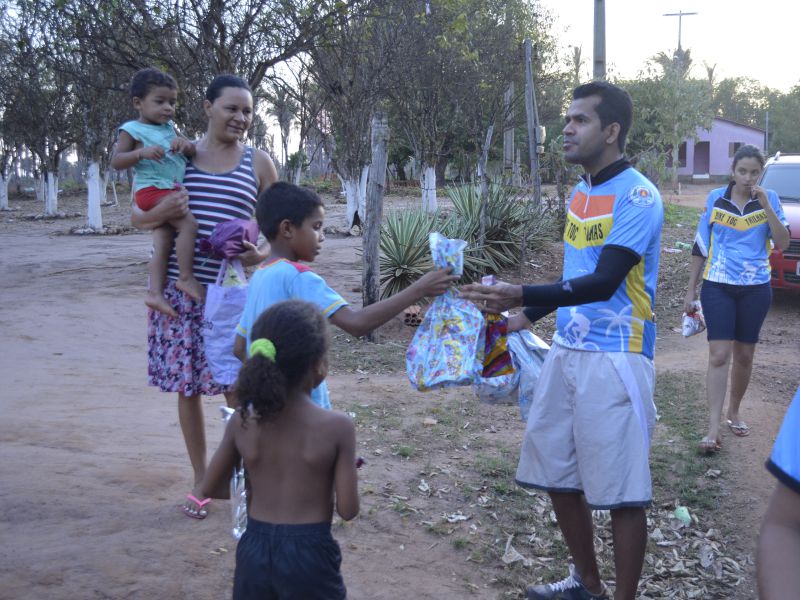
[{"xmin": 378, "ymin": 183, "xmax": 560, "ymax": 297}]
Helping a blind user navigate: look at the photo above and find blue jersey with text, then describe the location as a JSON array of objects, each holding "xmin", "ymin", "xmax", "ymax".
[
  {"xmin": 553, "ymin": 166, "xmax": 663, "ymax": 359},
  {"xmin": 694, "ymin": 184, "xmax": 787, "ymax": 285}
]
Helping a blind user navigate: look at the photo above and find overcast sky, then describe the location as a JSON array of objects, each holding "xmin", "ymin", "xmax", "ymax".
[{"xmin": 537, "ymin": 0, "xmax": 799, "ymax": 92}]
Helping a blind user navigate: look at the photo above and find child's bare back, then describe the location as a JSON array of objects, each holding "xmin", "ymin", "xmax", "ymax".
[{"xmin": 234, "ymin": 396, "xmax": 358, "ymax": 524}]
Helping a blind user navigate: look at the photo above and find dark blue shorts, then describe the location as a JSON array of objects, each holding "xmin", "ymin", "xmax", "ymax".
[
  {"xmin": 233, "ymin": 519, "xmax": 345, "ymax": 600},
  {"xmin": 700, "ymin": 280, "xmax": 772, "ymax": 344}
]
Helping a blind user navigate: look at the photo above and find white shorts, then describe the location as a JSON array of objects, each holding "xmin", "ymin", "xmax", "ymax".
[{"xmin": 515, "ymin": 343, "xmax": 657, "ymax": 509}]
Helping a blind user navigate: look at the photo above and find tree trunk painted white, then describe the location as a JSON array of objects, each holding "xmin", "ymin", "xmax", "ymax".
[
  {"xmin": 0, "ymin": 173, "xmax": 9, "ymax": 210},
  {"xmin": 44, "ymin": 172, "xmax": 58, "ymax": 215},
  {"xmin": 292, "ymin": 165, "xmax": 302, "ymax": 185},
  {"xmin": 343, "ymin": 178, "xmax": 360, "ymax": 230},
  {"xmin": 420, "ymin": 165, "xmax": 437, "ymax": 212},
  {"xmin": 86, "ymin": 161, "xmax": 103, "ymax": 229},
  {"xmin": 359, "ymin": 165, "xmax": 369, "ymax": 206}
]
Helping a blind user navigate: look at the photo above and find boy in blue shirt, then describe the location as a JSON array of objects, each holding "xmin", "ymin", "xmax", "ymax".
[{"xmin": 234, "ymin": 182, "xmax": 458, "ymax": 408}]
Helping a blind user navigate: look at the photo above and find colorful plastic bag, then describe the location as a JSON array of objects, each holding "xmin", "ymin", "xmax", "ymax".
[
  {"xmin": 406, "ymin": 233, "xmax": 484, "ymax": 391},
  {"xmin": 682, "ymin": 300, "xmax": 706, "ymax": 337},
  {"xmin": 479, "ymin": 275, "xmax": 515, "ymax": 378},
  {"xmin": 202, "ymin": 259, "xmax": 248, "ymax": 385},
  {"xmin": 473, "ymin": 330, "xmax": 549, "ymax": 418}
]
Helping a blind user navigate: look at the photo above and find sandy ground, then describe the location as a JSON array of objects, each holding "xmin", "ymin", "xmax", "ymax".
[{"xmin": 0, "ymin": 183, "xmax": 798, "ymax": 599}]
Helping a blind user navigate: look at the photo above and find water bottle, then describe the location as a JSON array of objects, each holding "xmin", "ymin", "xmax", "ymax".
[{"xmin": 221, "ymin": 406, "xmax": 248, "ymax": 539}]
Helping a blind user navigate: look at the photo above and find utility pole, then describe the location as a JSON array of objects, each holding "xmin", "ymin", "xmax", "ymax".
[
  {"xmin": 663, "ymin": 10, "xmax": 698, "ymax": 50},
  {"xmin": 593, "ymin": 0, "xmax": 606, "ymax": 79}
]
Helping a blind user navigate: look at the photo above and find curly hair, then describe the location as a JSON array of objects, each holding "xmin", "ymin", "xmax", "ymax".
[
  {"xmin": 235, "ymin": 300, "xmax": 329, "ymax": 422},
  {"xmin": 129, "ymin": 67, "xmax": 177, "ymax": 100}
]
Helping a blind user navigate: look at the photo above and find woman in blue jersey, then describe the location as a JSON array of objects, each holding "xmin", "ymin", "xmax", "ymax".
[
  {"xmin": 684, "ymin": 144, "xmax": 789, "ymax": 454},
  {"xmin": 131, "ymin": 74, "xmax": 278, "ymax": 518}
]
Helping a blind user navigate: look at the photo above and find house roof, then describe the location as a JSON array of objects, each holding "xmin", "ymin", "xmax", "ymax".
[{"xmin": 712, "ymin": 116, "xmax": 765, "ymax": 134}]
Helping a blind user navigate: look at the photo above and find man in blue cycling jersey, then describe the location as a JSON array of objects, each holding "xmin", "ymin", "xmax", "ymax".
[{"xmin": 462, "ymin": 81, "xmax": 663, "ymax": 600}]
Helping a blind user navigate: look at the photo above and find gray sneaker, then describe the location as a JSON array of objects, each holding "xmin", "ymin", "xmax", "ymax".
[{"xmin": 526, "ymin": 565, "xmax": 608, "ymax": 600}]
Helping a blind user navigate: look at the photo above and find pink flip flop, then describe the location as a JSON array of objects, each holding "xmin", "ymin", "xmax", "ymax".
[{"xmin": 183, "ymin": 493, "xmax": 211, "ymax": 520}]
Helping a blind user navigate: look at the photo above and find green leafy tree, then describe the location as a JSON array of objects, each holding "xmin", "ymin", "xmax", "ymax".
[{"xmin": 624, "ymin": 48, "xmax": 712, "ymax": 189}]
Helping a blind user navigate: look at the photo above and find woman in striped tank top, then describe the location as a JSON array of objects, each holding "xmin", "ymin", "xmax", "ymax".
[{"xmin": 131, "ymin": 74, "xmax": 278, "ymax": 520}]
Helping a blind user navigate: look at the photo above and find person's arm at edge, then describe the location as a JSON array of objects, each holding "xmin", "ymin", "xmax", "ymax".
[
  {"xmin": 329, "ymin": 267, "xmax": 458, "ymax": 338},
  {"xmin": 757, "ymin": 481, "xmax": 800, "ymax": 599},
  {"xmin": 196, "ymin": 415, "xmax": 242, "ymax": 499},
  {"xmin": 333, "ymin": 413, "xmax": 359, "ymax": 521}
]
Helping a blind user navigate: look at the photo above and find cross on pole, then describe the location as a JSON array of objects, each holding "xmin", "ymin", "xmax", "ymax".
[{"xmin": 663, "ymin": 10, "xmax": 698, "ymax": 50}]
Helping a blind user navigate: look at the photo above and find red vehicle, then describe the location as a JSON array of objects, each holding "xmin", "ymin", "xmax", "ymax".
[{"xmin": 759, "ymin": 153, "xmax": 800, "ymax": 290}]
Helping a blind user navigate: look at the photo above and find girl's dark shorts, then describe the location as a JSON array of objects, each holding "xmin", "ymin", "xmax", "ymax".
[
  {"xmin": 700, "ymin": 280, "xmax": 772, "ymax": 344},
  {"xmin": 233, "ymin": 519, "xmax": 345, "ymax": 600}
]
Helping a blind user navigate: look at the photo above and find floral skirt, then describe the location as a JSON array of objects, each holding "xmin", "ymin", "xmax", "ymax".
[{"xmin": 147, "ymin": 279, "xmax": 230, "ymax": 397}]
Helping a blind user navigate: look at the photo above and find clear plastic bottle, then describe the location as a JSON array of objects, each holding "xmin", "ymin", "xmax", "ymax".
[{"xmin": 221, "ymin": 406, "xmax": 248, "ymax": 539}]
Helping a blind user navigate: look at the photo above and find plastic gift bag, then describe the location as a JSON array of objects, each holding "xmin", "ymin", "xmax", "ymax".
[
  {"xmin": 406, "ymin": 233, "xmax": 484, "ymax": 391},
  {"xmin": 203, "ymin": 259, "xmax": 248, "ymax": 385},
  {"xmin": 682, "ymin": 300, "xmax": 706, "ymax": 338},
  {"xmin": 473, "ymin": 330, "xmax": 549, "ymax": 419},
  {"xmin": 512, "ymin": 330, "xmax": 550, "ymax": 421},
  {"xmin": 480, "ymin": 276, "xmax": 515, "ymax": 378},
  {"xmin": 220, "ymin": 406, "xmax": 248, "ymax": 539},
  {"xmin": 198, "ymin": 218, "xmax": 259, "ymax": 260}
]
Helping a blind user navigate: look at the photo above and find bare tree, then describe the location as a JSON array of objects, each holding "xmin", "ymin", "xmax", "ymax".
[{"xmin": 306, "ymin": 6, "xmax": 400, "ymax": 229}]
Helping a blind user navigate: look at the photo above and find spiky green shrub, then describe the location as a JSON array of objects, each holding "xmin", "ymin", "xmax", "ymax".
[
  {"xmin": 378, "ymin": 208, "xmax": 439, "ymax": 299},
  {"xmin": 378, "ymin": 184, "xmax": 560, "ymax": 297}
]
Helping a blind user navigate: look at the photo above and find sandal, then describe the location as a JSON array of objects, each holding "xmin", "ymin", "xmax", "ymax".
[
  {"xmin": 698, "ymin": 437, "xmax": 721, "ymax": 455},
  {"xmin": 183, "ymin": 493, "xmax": 211, "ymax": 520},
  {"xmin": 726, "ymin": 420, "xmax": 750, "ymax": 437}
]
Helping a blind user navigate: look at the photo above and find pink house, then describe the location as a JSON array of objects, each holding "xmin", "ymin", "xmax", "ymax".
[{"xmin": 676, "ymin": 117, "xmax": 765, "ymax": 180}]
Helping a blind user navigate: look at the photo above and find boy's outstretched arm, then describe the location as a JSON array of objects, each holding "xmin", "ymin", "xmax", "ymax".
[
  {"xmin": 196, "ymin": 414, "xmax": 242, "ymax": 500},
  {"xmin": 329, "ymin": 267, "xmax": 458, "ymax": 338},
  {"xmin": 333, "ymin": 414, "xmax": 359, "ymax": 521}
]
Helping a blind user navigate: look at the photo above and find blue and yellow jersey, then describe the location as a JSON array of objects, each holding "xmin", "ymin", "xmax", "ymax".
[
  {"xmin": 693, "ymin": 184, "xmax": 788, "ymax": 285},
  {"xmin": 767, "ymin": 386, "xmax": 800, "ymax": 494},
  {"xmin": 553, "ymin": 161, "xmax": 663, "ymax": 359},
  {"xmin": 236, "ymin": 258, "xmax": 347, "ymax": 409}
]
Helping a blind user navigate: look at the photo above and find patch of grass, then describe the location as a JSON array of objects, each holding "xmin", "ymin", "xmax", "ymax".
[
  {"xmin": 328, "ymin": 331, "xmax": 407, "ymax": 374},
  {"xmin": 663, "ymin": 201, "xmax": 701, "ymax": 227},
  {"xmin": 651, "ymin": 369, "xmax": 723, "ymax": 511},
  {"xmin": 474, "ymin": 451, "xmax": 516, "ymax": 479},
  {"xmin": 393, "ymin": 444, "xmax": 415, "ymax": 458},
  {"xmin": 452, "ymin": 537, "xmax": 470, "ymax": 550}
]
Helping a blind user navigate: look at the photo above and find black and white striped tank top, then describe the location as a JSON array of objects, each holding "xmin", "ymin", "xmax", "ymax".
[{"xmin": 167, "ymin": 146, "xmax": 259, "ymax": 285}]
